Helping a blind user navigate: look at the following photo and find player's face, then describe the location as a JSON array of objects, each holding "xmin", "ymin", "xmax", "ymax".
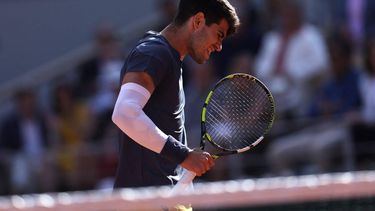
[{"xmin": 189, "ymin": 18, "xmax": 229, "ymax": 64}]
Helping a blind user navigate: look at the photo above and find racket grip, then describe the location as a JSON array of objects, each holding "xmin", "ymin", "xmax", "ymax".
[{"xmin": 170, "ymin": 169, "xmax": 196, "ymax": 195}]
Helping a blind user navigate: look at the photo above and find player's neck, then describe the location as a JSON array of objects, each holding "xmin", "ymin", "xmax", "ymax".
[{"xmin": 160, "ymin": 24, "xmax": 189, "ymax": 61}]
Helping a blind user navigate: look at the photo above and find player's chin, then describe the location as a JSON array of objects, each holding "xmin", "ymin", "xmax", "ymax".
[
  {"xmin": 200, "ymin": 53, "xmax": 211, "ymax": 63},
  {"xmin": 192, "ymin": 56, "xmax": 207, "ymax": 64},
  {"xmin": 191, "ymin": 50, "xmax": 210, "ymax": 64}
]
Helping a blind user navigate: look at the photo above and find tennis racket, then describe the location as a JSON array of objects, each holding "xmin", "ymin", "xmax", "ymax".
[{"xmin": 172, "ymin": 73, "xmax": 275, "ymax": 193}]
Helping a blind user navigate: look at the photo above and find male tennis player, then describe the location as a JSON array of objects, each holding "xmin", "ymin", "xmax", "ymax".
[{"xmin": 112, "ymin": 0, "xmax": 240, "ymax": 188}]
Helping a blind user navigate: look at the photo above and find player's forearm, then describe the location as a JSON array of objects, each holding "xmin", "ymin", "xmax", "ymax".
[{"xmin": 112, "ymin": 83, "xmax": 190, "ymax": 164}]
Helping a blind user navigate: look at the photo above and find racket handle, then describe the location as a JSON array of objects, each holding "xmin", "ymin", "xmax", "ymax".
[{"xmin": 170, "ymin": 169, "xmax": 196, "ymax": 195}]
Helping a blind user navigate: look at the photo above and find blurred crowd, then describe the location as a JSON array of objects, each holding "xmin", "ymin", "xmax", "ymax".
[{"xmin": 0, "ymin": 0, "xmax": 375, "ymax": 196}]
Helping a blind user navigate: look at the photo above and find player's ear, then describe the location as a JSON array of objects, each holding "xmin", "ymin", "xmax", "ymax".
[{"xmin": 192, "ymin": 12, "xmax": 205, "ymax": 30}]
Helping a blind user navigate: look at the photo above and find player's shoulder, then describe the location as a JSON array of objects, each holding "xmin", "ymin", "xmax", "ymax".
[{"xmin": 135, "ymin": 31, "xmax": 172, "ymax": 58}]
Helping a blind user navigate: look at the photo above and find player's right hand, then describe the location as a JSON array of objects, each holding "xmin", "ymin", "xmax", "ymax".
[{"xmin": 180, "ymin": 149, "xmax": 215, "ymax": 176}]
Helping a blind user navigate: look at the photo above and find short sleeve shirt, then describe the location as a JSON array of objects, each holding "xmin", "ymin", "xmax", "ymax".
[{"xmin": 114, "ymin": 31, "xmax": 186, "ymax": 188}]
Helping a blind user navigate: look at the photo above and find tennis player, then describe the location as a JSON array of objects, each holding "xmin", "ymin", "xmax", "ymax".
[{"xmin": 112, "ymin": 0, "xmax": 240, "ymax": 189}]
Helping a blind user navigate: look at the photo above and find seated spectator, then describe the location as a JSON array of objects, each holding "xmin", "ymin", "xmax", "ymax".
[
  {"xmin": 350, "ymin": 37, "xmax": 375, "ymax": 169},
  {"xmin": 185, "ymin": 55, "xmax": 254, "ymax": 180},
  {"xmin": 266, "ymin": 34, "xmax": 360, "ymax": 176},
  {"xmin": 0, "ymin": 88, "xmax": 54, "ymax": 194},
  {"xmin": 308, "ymin": 35, "xmax": 362, "ymax": 118},
  {"xmin": 75, "ymin": 23, "xmax": 124, "ymax": 142},
  {"xmin": 153, "ymin": 0, "xmax": 177, "ymax": 32},
  {"xmin": 184, "ymin": 61, "xmax": 226, "ymax": 181},
  {"xmin": 227, "ymin": 51, "xmax": 254, "ymax": 75},
  {"xmin": 255, "ymin": 0, "xmax": 328, "ymax": 119},
  {"xmin": 358, "ymin": 38, "xmax": 375, "ymax": 124},
  {"xmin": 184, "ymin": 60, "xmax": 218, "ymax": 149},
  {"xmin": 51, "ymin": 83, "xmax": 96, "ymax": 191},
  {"xmin": 212, "ymin": 0, "xmax": 262, "ymax": 78}
]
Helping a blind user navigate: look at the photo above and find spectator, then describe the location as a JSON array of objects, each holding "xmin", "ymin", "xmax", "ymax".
[
  {"xmin": 359, "ymin": 38, "xmax": 375, "ymax": 123},
  {"xmin": 184, "ymin": 54, "xmax": 254, "ymax": 181},
  {"xmin": 75, "ymin": 23, "xmax": 124, "ymax": 142},
  {"xmin": 255, "ymin": 0, "xmax": 329, "ymax": 119},
  {"xmin": 184, "ymin": 60, "xmax": 238, "ymax": 181},
  {"xmin": 51, "ymin": 83, "xmax": 95, "ymax": 191},
  {"xmin": 185, "ymin": 60, "xmax": 218, "ymax": 149},
  {"xmin": 154, "ymin": 0, "xmax": 178, "ymax": 32},
  {"xmin": 227, "ymin": 51, "xmax": 254, "ymax": 75},
  {"xmin": 0, "ymin": 88, "xmax": 53, "ymax": 194},
  {"xmin": 266, "ymin": 33, "xmax": 360, "ymax": 176},
  {"xmin": 308, "ymin": 35, "xmax": 362, "ymax": 118},
  {"xmin": 212, "ymin": 0, "xmax": 262, "ymax": 78},
  {"xmin": 76, "ymin": 23, "xmax": 123, "ymax": 100},
  {"xmin": 364, "ymin": 0, "xmax": 375, "ymax": 39},
  {"xmin": 350, "ymin": 37, "xmax": 375, "ymax": 169}
]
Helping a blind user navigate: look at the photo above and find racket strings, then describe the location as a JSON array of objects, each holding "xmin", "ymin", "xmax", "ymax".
[
  {"xmin": 205, "ymin": 77, "xmax": 274, "ymax": 151},
  {"xmin": 206, "ymin": 108, "xmax": 233, "ymax": 142}
]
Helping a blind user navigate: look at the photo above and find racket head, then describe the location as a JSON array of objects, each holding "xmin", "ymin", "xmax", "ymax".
[{"xmin": 201, "ymin": 73, "xmax": 275, "ymax": 155}]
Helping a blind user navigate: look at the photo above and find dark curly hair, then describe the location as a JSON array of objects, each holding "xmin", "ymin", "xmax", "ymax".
[{"xmin": 173, "ymin": 0, "xmax": 240, "ymax": 37}]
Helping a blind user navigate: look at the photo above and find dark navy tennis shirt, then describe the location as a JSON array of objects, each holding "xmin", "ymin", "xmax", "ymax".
[{"xmin": 114, "ymin": 31, "xmax": 187, "ymax": 188}]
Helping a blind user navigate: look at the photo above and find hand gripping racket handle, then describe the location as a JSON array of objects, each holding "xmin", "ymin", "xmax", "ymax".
[{"xmin": 170, "ymin": 169, "xmax": 196, "ymax": 195}]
